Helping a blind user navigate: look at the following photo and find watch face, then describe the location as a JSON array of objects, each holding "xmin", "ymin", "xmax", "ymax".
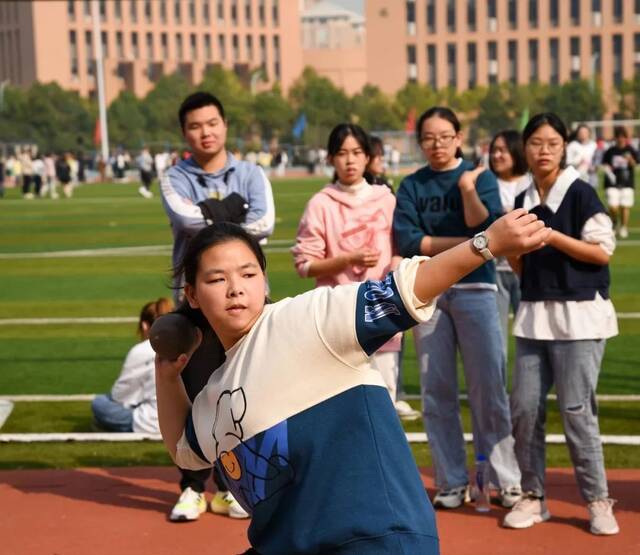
[{"xmin": 473, "ymin": 234, "xmax": 488, "ymax": 250}]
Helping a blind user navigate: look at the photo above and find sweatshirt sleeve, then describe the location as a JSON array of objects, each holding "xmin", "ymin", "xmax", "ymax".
[
  {"xmin": 468, "ymin": 169, "xmax": 504, "ymax": 235},
  {"xmin": 291, "ymin": 196, "xmax": 327, "ymax": 278},
  {"xmin": 392, "ymin": 177, "xmax": 425, "ymax": 258},
  {"xmin": 160, "ymin": 169, "xmax": 208, "ymax": 235},
  {"xmin": 241, "ymin": 165, "xmax": 275, "ymax": 240}
]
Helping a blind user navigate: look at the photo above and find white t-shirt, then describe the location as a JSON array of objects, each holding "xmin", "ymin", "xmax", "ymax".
[{"xmin": 566, "ymin": 140, "xmax": 597, "ymax": 182}]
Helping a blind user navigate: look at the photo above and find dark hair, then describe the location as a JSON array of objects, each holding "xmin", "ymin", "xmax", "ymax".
[
  {"xmin": 178, "ymin": 92, "xmax": 226, "ymax": 131},
  {"xmin": 613, "ymin": 126, "xmax": 628, "ymax": 139},
  {"xmin": 489, "ymin": 129, "xmax": 528, "ymax": 177},
  {"xmin": 416, "ymin": 106, "xmax": 463, "ymax": 159},
  {"xmin": 138, "ymin": 297, "xmax": 174, "ymax": 338},
  {"xmin": 327, "ymin": 123, "xmax": 371, "ymax": 157},
  {"xmin": 368, "ymin": 135, "xmax": 384, "ymax": 158},
  {"xmin": 174, "ymin": 222, "xmax": 266, "ymax": 289},
  {"xmin": 522, "ymin": 112, "xmax": 568, "ymax": 168}
]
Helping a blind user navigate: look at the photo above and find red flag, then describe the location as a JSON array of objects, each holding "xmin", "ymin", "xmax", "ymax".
[
  {"xmin": 93, "ymin": 118, "xmax": 101, "ymax": 146},
  {"xmin": 405, "ymin": 107, "xmax": 416, "ymax": 134}
]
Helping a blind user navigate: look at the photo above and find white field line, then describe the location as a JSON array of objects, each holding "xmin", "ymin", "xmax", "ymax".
[
  {"xmin": 0, "ymin": 431, "xmax": 639, "ymax": 445},
  {"xmin": 2, "ymin": 393, "xmax": 639, "ymax": 402}
]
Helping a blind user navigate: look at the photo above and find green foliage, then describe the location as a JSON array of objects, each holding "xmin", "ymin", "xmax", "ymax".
[
  {"xmin": 543, "ymin": 79, "xmax": 604, "ymax": 124},
  {"xmin": 253, "ymin": 84, "xmax": 294, "ymax": 139},
  {"xmin": 618, "ymin": 72, "xmax": 640, "ymax": 119},
  {"xmin": 350, "ymin": 84, "xmax": 402, "ymax": 132},
  {"xmin": 107, "ymin": 91, "xmax": 147, "ymax": 149},
  {"xmin": 393, "ymin": 81, "xmax": 440, "ymax": 124}
]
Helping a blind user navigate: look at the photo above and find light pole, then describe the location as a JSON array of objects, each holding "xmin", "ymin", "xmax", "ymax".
[
  {"xmin": 92, "ymin": 0, "xmax": 109, "ymax": 163},
  {"xmin": 0, "ymin": 80, "xmax": 9, "ymax": 112}
]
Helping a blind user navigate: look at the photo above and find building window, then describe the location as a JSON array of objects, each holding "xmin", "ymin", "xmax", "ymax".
[
  {"xmin": 131, "ymin": 32, "xmax": 139, "ymax": 58},
  {"xmin": 84, "ymin": 0, "xmax": 91, "ymax": 19},
  {"xmin": 204, "ymin": 33, "xmax": 212, "ymax": 60},
  {"xmin": 174, "ymin": 0, "xmax": 181, "ymax": 24},
  {"xmin": 529, "ymin": 0, "xmax": 538, "ymax": 27},
  {"xmin": 613, "ymin": 0, "xmax": 623, "ymax": 23},
  {"xmin": 116, "ymin": 31, "xmax": 124, "ymax": 58},
  {"xmin": 273, "ymin": 0, "xmax": 279, "ymax": 26},
  {"xmin": 467, "ymin": 0, "xmax": 476, "ymax": 31},
  {"xmin": 549, "ymin": 0, "xmax": 558, "ymax": 27},
  {"xmin": 446, "ymin": 0, "xmax": 456, "ymax": 32},
  {"xmin": 636, "ymin": 0, "xmax": 640, "ymax": 21},
  {"xmin": 613, "ymin": 35, "xmax": 623, "ymax": 85},
  {"xmin": 69, "ymin": 30, "xmax": 78, "ymax": 77},
  {"xmin": 246, "ymin": 35, "xmax": 253, "ymax": 60},
  {"xmin": 426, "ymin": 0, "xmax": 436, "ymax": 33},
  {"xmin": 114, "ymin": 0, "xmax": 122, "ymax": 21},
  {"xmin": 487, "ymin": 0, "xmax": 497, "ymax": 31},
  {"xmin": 190, "ymin": 33, "xmax": 197, "ymax": 58},
  {"xmin": 161, "ymin": 32, "xmax": 168, "ymax": 59},
  {"xmin": 407, "ymin": 1, "xmax": 416, "ymax": 36},
  {"xmin": 634, "ymin": 33, "xmax": 640, "ymax": 72},
  {"xmin": 130, "ymin": 0, "xmax": 138, "ymax": 23},
  {"xmin": 217, "ymin": 0, "xmax": 224, "ymax": 23},
  {"xmin": 591, "ymin": 0, "xmax": 601, "ymax": 25},
  {"xmin": 427, "ymin": 44, "xmax": 437, "ymax": 88},
  {"xmin": 160, "ymin": 0, "xmax": 167, "ymax": 23},
  {"xmin": 467, "ymin": 42, "xmax": 477, "ymax": 88},
  {"xmin": 68, "ymin": 0, "xmax": 75, "ymax": 21},
  {"xmin": 488, "ymin": 41, "xmax": 498, "ymax": 84},
  {"xmin": 591, "ymin": 35, "xmax": 601, "ymax": 74},
  {"xmin": 549, "ymin": 38, "xmax": 559, "ymax": 84},
  {"xmin": 101, "ymin": 31, "xmax": 108, "ymax": 57},
  {"xmin": 508, "ymin": 40, "xmax": 517, "ymax": 83},
  {"xmin": 203, "ymin": 0, "xmax": 210, "ymax": 24},
  {"xmin": 508, "ymin": 0, "xmax": 517, "ymax": 29},
  {"xmin": 219, "ymin": 34, "xmax": 226, "ymax": 61},
  {"xmin": 529, "ymin": 39, "xmax": 538, "ymax": 82},
  {"xmin": 144, "ymin": 0, "xmax": 152, "ymax": 23},
  {"xmin": 570, "ymin": 0, "xmax": 580, "ymax": 25},
  {"xmin": 99, "ymin": 0, "xmax": 106, "ymax": 21},
  {"xmin": 407, "ymin": 44, "xmax": 417, "ymax": 82},
  {"xmin": 85, "ymin": 30, "xmax": 94, "ymax": 75},
  {"xmin": 259, "ymin": 0, "xmax": 266, "ymax": 26},
  {"xmin": 245, "ymin": 0, "xmax": 252, "ymax": 25},
  {"xmin": 259, "ymin": 34, "xmax": 267, "ymax": 69},
  {"xmin": 273, "ymin": 35, "xmax": 280, "ymax": 79},
  {"xmin": 176, "ymin": 33, "xmax": 183, "ymax": 59},
  {"xmin": 447, "ymin": 43, "xmax": 456, "ymax": 87},
  {"xmin": 189, "ymin": 0, "xmax": 196, "ymax": 24},
  {"xmin": 570, "ymin": 37, "xmax": 580, "ymax": 79},
  {"xmin": 232, "ymin": 34, "xmax": 239, "ymax": 61},
  {"xmin": 146, "ymin": 32, "xmax": 154, "ymax": 59},
  {"xmin": 231, "ymin": 0, "xmax": 238, "ymax": 25}
]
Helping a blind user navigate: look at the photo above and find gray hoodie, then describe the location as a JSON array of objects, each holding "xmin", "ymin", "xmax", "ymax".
[{"xmin": 160, "ymin": 153, "xmax": 275, "ymax": 293}]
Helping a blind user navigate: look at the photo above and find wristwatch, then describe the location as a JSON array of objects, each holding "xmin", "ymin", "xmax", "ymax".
[{"xmin": 471, "ymin": 232, "xmax": 495, "ymax": 261}]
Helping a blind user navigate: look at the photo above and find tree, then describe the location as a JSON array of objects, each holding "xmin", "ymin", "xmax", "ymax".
[
  {"xmin": 543, "ymin": 79, "xmax": 604, "ymax": 125},
  {"xmin": 350, "ymin": 84, "xmax": 401, "ymax": 132},
  {"xmin": 108, "ymin": 91, "xmax": 147, "ymax": 149},
  {"xmin": 392, "ymin": 82, "xmax": 441, "ymax": 128},
  {"xmin": 617, "ymin": 73, "xmax": 639, "ymax": 119},
  {"xmin": 252, "ymin": 84, "xmax": 293, "ymax": 140}
]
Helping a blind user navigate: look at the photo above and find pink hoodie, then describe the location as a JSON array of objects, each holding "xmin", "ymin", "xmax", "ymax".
[{"xmin": 292, "ymin": 181, "xmax": 401, "ymax": 351}]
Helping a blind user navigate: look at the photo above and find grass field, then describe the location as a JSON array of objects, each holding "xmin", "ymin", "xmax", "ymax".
[{"xmin": 1, "ymin": 177, "xmax": 639, "ymax": 469}]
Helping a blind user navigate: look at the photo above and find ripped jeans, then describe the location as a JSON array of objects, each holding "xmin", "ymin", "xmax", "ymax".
[{"xmin": 510, "ymin": 338, "xmax": 609, "ymax": 502}]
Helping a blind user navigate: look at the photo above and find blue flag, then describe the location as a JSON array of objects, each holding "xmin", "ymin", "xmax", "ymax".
[{"xmin": 292, "ymin": 113, "xmax": 307, "ymax": 139}]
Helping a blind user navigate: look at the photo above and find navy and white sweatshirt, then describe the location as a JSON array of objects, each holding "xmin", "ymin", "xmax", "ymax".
[{"xmin": 393, "ymin": 159, "xmax": 503, "ymax": 286}]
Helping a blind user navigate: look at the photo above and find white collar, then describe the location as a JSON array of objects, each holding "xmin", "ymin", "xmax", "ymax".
[
  {"xmin": 430, "ymin": 158, "xmax": 463, "ymax": 172},
  {"xmin": 335, "ymin": 179, "xmax": 370, "ymax": 195},
  {"xmin": 521, "ymin": 166, "xmax": 580, "ymax": 213}
]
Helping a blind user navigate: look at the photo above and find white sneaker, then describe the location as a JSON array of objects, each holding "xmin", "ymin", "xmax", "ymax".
[
  {"xmin": 503, "ymin": 496, "xmax": 551, "ymax": 529},
  {"xmin": 433, "ymin": 485, "xmax": 468, "ymax": 509},
  {"xmin": 169, "ymin": 487, "xmax": 207, "ymax": 522},
  {"xmin": 588, "ymin": 498, "xmax": 619, "ymax": 535},
  {"xmin": 619, "ymin": 226, "xmax": 629, "ymax": 239},
  {"xmin": 210, "ymin": 490, "xmax": 250, "ymax": 519},
  {"xmin": 63, "ymin": 184, "xmax": 73, "ymax": 198},
  {"xmin": 499, "ymin": 486, "xmax": 523, "ymax": 508},
  {"xmin": 395, "ymin": 400, "xmax": 421, "ymax": 421},
  {"xmin": 23, "ymin": 192, "xmax": 35, "ymax": 200},
  {"xmin": 138, "ymin": 186, "xmax": 153, "ymax": 199}
]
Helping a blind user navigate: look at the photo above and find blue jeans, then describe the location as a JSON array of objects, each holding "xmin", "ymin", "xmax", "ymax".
[
  {"xmin": 495, "ymin": 269, "xmax": 520, "ymax": 366},
  {"xmin": 91, "ymin": 394, "xmax": 134, "ymax": 432},
  {"xmin": 414, "ymin": 288, "xmax": 520, "ymax": 490},
  {"xmin": 511, "ymin": 338, "xmax": 609, "ymax": 502}
]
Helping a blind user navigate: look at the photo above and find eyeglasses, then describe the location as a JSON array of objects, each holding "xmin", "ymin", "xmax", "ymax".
[
  {"xmin": 525, "ymin": 141, "xmax": 564, "ymax": 154},
  {"xmin": 419, "ymin": 134, "xmax": 457, "ymax": 148}
]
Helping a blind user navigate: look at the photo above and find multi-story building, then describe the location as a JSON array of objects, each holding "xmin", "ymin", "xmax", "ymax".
[
  {"xmin": 367, "ymin": 0, "xmax": 640, "ymax": 115},
  {"xmin": 0, "ymin": 0, "xmax": 303, "ymax": 104},
  {"xmin": 301, "ymin": 0, "xmax": 366, "ymax": 94}
]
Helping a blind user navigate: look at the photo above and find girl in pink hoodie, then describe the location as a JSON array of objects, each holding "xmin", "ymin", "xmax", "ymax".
[{"xmin": 292, "ymin": 123, "xmax": 407, "ymax": 408}]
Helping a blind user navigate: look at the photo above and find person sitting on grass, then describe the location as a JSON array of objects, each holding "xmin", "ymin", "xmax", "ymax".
[
  {"xmin": 155, "ymin": 211, "xmax": 549, "ymax": 554},
  {"xmin": 91, "ymin": 298, "xmax": 173, "ymax": 434}
]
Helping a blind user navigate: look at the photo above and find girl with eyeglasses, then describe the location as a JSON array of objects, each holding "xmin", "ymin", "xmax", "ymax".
[
  {"xmin": 393, "ymin": 107, "xmax": 523, "ymax": 511},
  {"xmin": 504, "ymin": 113, "xmax": 619, "ymax": 535}
]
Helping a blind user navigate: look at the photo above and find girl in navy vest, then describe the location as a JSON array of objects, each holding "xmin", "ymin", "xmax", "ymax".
[
  {"xmin": 393, "ymin": 107, "xmax": 522, "ymax": 510},
  {"xmin": 503, "ymin": 113, "xmax": 619, "ymax": 535}
]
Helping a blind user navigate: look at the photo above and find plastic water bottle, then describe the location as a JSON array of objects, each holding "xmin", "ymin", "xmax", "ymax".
[{"xmin": 474, "ymin": 455, "xmax": 491, "ymax": 513}]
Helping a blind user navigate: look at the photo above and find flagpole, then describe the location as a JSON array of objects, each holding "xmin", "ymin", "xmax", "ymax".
[{"xmin": 92, "ymin": 0, "xmax": 109, "ymax": 164}]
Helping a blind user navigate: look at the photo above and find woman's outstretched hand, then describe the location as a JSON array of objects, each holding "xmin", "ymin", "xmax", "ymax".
[{"xmin": 485, "ymin": 209, "xmax": 552, "ymax": 258}]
